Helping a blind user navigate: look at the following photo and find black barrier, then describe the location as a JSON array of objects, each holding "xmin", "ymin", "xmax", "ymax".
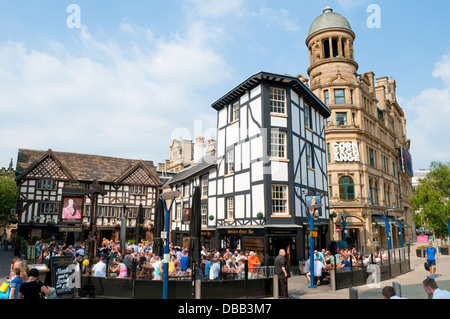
[
  {"xmin": 80, "ymin": 276, "xmax": 273, "ymax": 299},
  {"xmin": 334, "ymin": 246, "xmax": 411, "ymax": 290}
]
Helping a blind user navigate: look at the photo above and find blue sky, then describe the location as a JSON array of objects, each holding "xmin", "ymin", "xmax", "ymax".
[{"xmin": 0, "ymin": 0, "xmax": 449, "ymax": 171}]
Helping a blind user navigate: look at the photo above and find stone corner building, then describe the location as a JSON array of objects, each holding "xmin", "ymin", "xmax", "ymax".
[{"xmin": 302, "ymin": 7, "xmax": 413, "ymax": 252}]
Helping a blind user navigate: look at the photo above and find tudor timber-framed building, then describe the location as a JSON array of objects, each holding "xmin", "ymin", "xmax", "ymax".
[
  {"xmin": 303, "ymin": 7, "xmax": 413, "ymax": 252},
  {"xmin": 210, "ymin": 71, "xmax": 331, "ymax": 266},
  {"xmin": 15, "ymin": 149, "xmax": 162, "ymax": 244}
]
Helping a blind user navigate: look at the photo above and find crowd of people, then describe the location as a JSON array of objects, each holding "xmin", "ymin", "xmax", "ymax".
[
  {"xmin": 302, "ymin": 247, "xmax": 393, "ymax": 286},
  {"xmin": 14, "ymin": 238, "xmax": 266, "ymax": 282}
]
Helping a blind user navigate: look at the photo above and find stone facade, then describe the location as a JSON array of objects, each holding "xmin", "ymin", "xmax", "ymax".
[{"xmin": 302, "ymin": 7, "xmax": 413, "ymax": 252}]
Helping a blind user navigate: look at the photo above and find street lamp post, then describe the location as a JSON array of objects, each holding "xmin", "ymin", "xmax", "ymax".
[
  {"xmin": 394, "ymin": 215, "xmax": 405, "ymax": 248},
  {"xmin": 369, "ymin": 189, "xmax": 392, "ymax": 251},
  {"xmin": 341, "ymin": 214, "xmax": 349, "ymax": 244},
  {"xmin": 294, "ymin": 187, "xmax": 320, "ymax": 289},
  {"xmin": 160, "ymin": 191, "xmax": 180, "ymax": 300}
]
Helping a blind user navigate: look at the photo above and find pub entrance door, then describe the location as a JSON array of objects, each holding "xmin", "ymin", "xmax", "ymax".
[{"xmin": 270, "ymin": 236, "xmax": 294, "ymax": 267}]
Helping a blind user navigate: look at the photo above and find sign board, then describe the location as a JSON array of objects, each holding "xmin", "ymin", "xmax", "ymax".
[
  {"xmin": 59, "ymin": 226, "xmax": 83, "ymax": 232},
  {"xmin": 27, "ymin": 264, "xmax": 50, "ymax": 272},
  {"xmin": 50, "ymin": 256, "xmax": 75, "ymax": 298},
  {"xmin": 183, "ymin": 237, "xmax": 191, "ymax": 250},
  {"xmin": 305, "ymin": 195, "xmax": 321, "ymax": 217},
  {"xmin": 182, "ymin": 208, "xmax": 191, "ymax": 224},
  {"xmin": 401, "ymin": 148, "xmax": 414, "ymax": 177},
  {"xmin": 332, "ymin": 142, "xmax": 360, "ymax": 162},
  {"xmin": 417, "ymin": 235, "xmax": 428, "ymax": 243},
  {"xmin": 310, "ymin": 231, "xmax": 318, "ymax": 238},
  {"xmin": 60, "ymin": 196, "xmax": 83, "ymax": 224},
  {"xmin": 26, "ymin": 245, "xmax": 36, "ymax": 260}
]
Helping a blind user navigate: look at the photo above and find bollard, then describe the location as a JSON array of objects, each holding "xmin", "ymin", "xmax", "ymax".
[
  {"xmin": 392, "ymin": 282, "xmax": 402, "ymax": 298},
  {"xmin": 349, "ymin": 287, "xmax": 358, "ymax": 299},
  {"xmin": 195, "ymin": 279, "xmax": 201, "ymax": 299},
  {"xmin": 330, "ymin": 269, "xmax": 336, "ymax": 291},
  {"xmin": 273, "ymin": 274, "xmax": 279, "ymax": 299}
]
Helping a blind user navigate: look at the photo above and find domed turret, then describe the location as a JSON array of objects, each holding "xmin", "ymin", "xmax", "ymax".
[
  {"xmin": 308, "ymin": 7, "xmax": 352, "ymax": 37},
  {"xmin": 305, "ymin": 7, "xmax": 357, "ymax": 79}
]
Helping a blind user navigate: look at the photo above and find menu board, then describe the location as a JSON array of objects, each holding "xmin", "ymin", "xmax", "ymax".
[{"xmin": 50, "ymin": 256, "xmax": 75, "ymax": 298}]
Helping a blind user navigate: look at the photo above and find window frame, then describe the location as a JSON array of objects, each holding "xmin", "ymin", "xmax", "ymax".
[
  {"xmin": 226, "ymin": 149, "xmax": 235, "ymax": 174},
  {"xmin": 336, "ymin": 112, "xmax": 347, "ymax": 126},
  {"xmin": 339, "ymin": 176, "xmax": 355, "ymax": 200},
  {"xmin": 306, "ymin": 142, "xmax": 314, "ymax": 169},
  {"xmin": 231, "ymin": 101, "xmax": 240, "ymax": 122},
  {"xmin": 271, "ymin": 184, "xmax": 288, "ymax": 215},
  {"xmin": 226, "ymin": 197, "xmax": 234, "ymax": 220},
  {"xmin": 270, "ymin": 87, "xmax": 287, "ymax": 115},
  {"xmin": 334, "ymin": 89, "xmax": 346, "ymax": 104},
  {"xmin": 37, "ymin": 180, "xmax": 57, "ymax": 190},
  {"xmin": 270, "ymin": 130, "xmax": 287, "ymax": 159}
]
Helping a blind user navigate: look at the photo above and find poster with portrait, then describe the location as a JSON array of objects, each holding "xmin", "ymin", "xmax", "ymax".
[
  {"xmin": 305, "ymin": 195, "xmax": 321, "ymax": 217},
  {"xmin": 182, "ymin": 208, "xmax": 191, "ymax": 224},
  {"xmin": 61, "ymin": 196, "xmax": 83, "ymax": 224}
]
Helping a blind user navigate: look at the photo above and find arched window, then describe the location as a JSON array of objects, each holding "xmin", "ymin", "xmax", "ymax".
[{"xmin": 339, "ymin": 176, "xmax": 355, "ymax": 200}]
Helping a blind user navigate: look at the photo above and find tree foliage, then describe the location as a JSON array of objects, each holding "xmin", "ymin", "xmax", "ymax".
[
  {"xmin": 411, "ymin": 162, "xmax": 450, "ymax": 238},
  {"xmin": 0, "ymin": 175, "xmax": 18, "ymax": 225}
]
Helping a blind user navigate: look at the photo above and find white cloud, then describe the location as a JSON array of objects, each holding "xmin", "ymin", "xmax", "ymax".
[
  {"xmin": 187, "ymin": 0, "xmax": 245, "ymax": 18},
  {"xmin": 251, "ymin": 7, "xmax": 301, "ymax": 32},
  {"xmin": 336, "ymin": 0, "xmax": 371, "ymax": 12},
  {"xmin": 403, "ymin": 54, "xmax": 450, "ymax": 169},
  {"xmin": 0, "ymin": 21, "xmax": 231, "ymax": 166}
]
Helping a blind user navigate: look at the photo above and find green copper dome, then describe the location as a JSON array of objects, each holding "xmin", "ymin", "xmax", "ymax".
[{"xmin": 308, "ymin": 7, "xmax": 352, "ymax": 36}]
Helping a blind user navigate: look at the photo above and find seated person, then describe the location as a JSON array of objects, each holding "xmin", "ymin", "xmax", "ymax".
[{"xmin": 337, "ymin": 255, "xmax": 351, "ymax": 271}]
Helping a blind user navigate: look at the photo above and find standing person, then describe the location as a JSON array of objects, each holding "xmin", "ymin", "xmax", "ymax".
[
  {"xmin": 274, "ymin": 249, "xmax": 289, "ymax": 299},
  {"xmin": 2, "ymin": 229, "xmax": 7, "ymax": 251},
  {"xmin": 247, "ymin": 251, "xmax": 261, "ymax": 279},
  {"xmin": 425, "ymin": 242, "xmax": 438, "ymax": 278},
  {"xmin": 423, "ymin": 278, "xmax": 450, "ymax": 299},
  {"xmin": 18, "ymin": 268, "xmax": 52, "ymax": 299},
  {"xmin": 9, "ymin": 268, "xmax": 23, "ymax": 299},
  {"xmin": 180, "ymin": 251, "xmax": 189, "ymax": 272},
  {"xmin": 204, "ymin": 256, "xmax": 212, "ymax": 279},
  {"xmin": 171, "ymin": 254, "xmax": 181, "ymax": 272},
  {"xmin": 92, "ymin": 257, "xmax": 107, "ymax": 277},
  {"xmin": 209, "ymin": 259, "xmax": 220, "ymax": 281}
]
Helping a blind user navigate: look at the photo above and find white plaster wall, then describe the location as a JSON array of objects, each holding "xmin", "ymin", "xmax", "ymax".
[
  {"xmin": 251, "ymin": 184, "xmax": 265, "ymax": 217},
  {"xmin": 235, "ymin": 172, "xmax": 250, "ymax": 192}
]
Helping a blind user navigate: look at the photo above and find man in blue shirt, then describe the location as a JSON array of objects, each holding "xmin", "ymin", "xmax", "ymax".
[
  {"xmin": 425, "ymin": 242, "xmax": 438, "ymax": 278},
  {"xmin": 204, "ymin": 256, "xmax": 212, "ymax": 279},
  {"xmin": 337, "ymin": 255, "xmax": 351, "ymax": 271},
  {"xmin": 180, "ymin": 251, "xmax": 189, "ymax": 271}
]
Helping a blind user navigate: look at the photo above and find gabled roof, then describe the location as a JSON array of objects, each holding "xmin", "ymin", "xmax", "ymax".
[
  {"xmin": 16, "ymin": 149, "xmax": 161, "ymax": 186},
  {"xmin": 211, "ymin": 71, "xmax": 331, "ymax": 118},
  {"xmin": 165, "ymin": 155, "xmax": 216, "ymax": 186}
]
